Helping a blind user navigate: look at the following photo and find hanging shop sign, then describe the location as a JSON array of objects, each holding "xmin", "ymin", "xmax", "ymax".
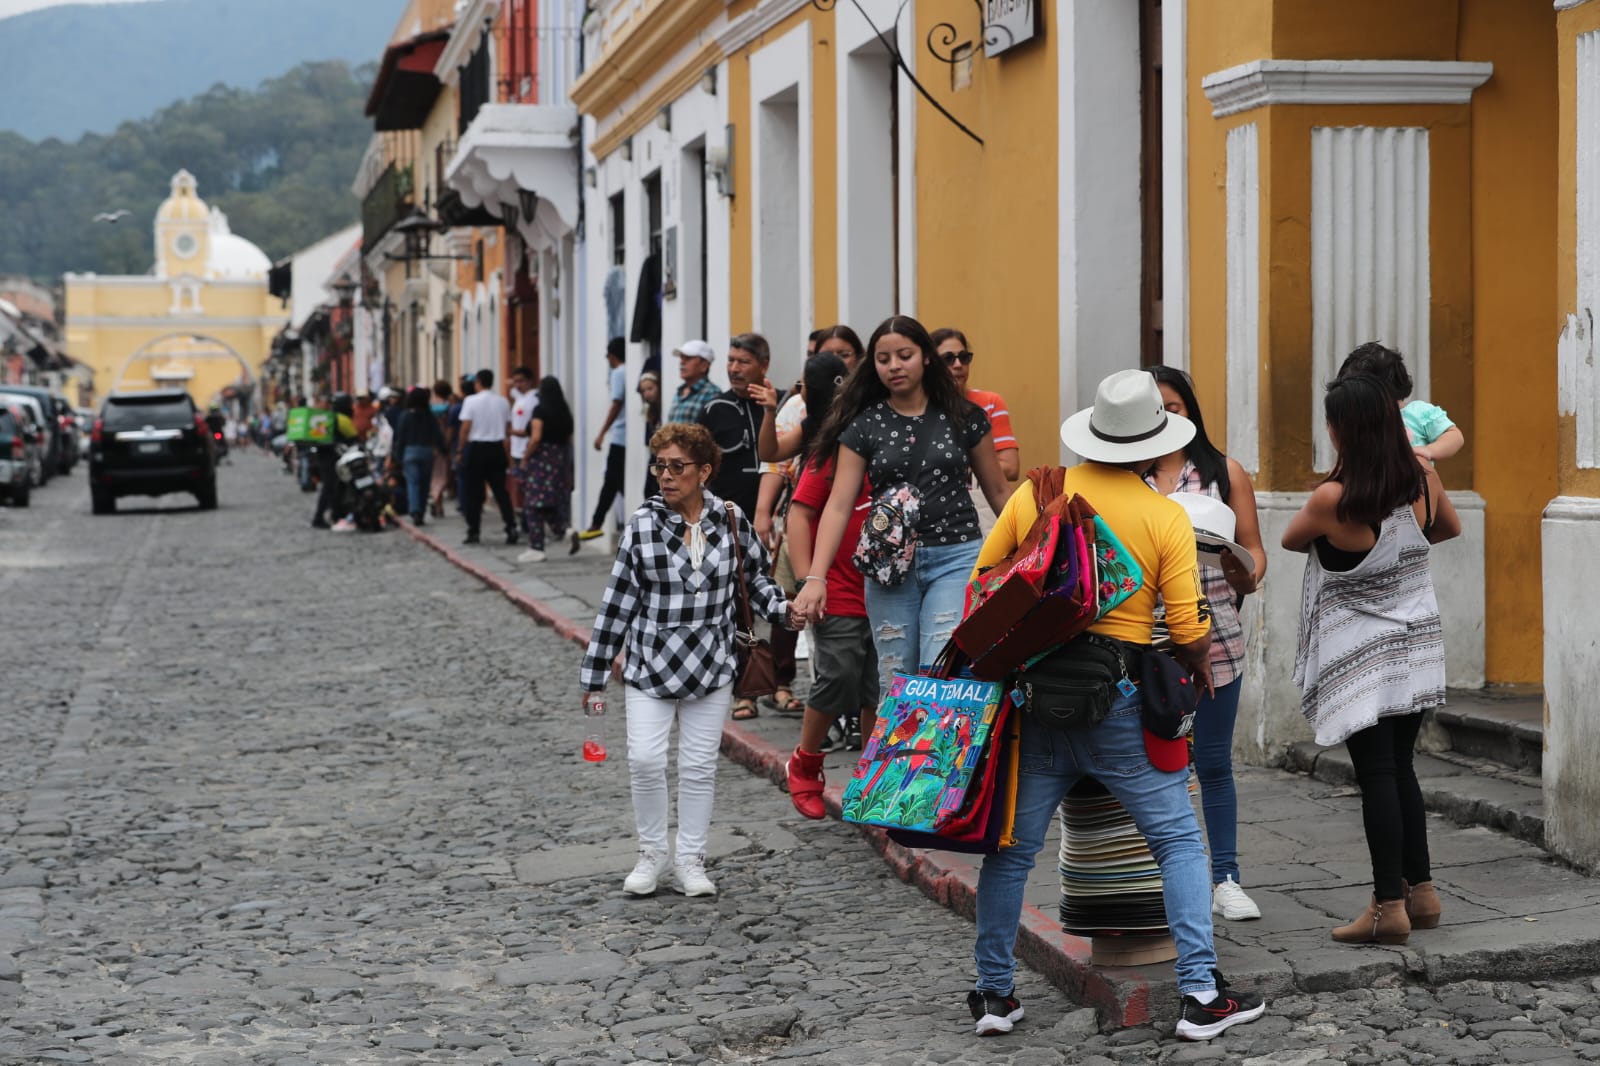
[{"xmin": 985, "ymin": 0, "xmax": 1040, "ymax": 58}]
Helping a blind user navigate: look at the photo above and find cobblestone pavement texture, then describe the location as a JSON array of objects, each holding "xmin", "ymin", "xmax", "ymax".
[{"xmin": 1, "ymin": 458, "xmax": 1599, "ymax": 1064}]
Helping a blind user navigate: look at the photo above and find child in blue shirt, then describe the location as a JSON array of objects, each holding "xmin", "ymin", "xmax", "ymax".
[{"xmin": 1335, "ymin": 342, "xmax": 1465, "ymax": 466}]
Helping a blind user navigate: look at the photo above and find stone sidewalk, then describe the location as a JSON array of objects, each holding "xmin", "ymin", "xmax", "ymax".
[{"xmin": 404, "ymin": 507, "xmax": 1600, "ymax": 1030}]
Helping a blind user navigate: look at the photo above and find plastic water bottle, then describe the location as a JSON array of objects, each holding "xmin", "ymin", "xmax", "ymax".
[{"xmin": 582, "ymin": 696, "xmax": 608, "ymax": 762}]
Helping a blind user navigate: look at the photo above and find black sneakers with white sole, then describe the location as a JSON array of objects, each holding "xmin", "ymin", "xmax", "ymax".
[
  {"xmin": 967, "ymin": 989, "xmax": 1024, "ymax": 1036},
  {"xmin": 1175, "ymin": 971, "xmax": 1266, "ymax": 1041}
]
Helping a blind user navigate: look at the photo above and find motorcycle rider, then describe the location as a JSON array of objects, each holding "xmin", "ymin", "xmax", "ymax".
[{"xmin": 311, "ymin": 393, "xmax": 360, "ymax": 530}]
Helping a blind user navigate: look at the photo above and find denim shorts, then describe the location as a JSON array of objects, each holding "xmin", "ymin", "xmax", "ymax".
[{"xmin": 808, "ymin": 615, "xmax": 880, "ymax": 718}]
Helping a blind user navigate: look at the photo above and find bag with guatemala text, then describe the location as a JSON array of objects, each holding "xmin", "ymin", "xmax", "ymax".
[
  {"xmin": 885, "ymin": 703, "xmax": 1020, "ymax": 855},
  {"xmin": 841, "ymin": 648, "xmax": 1004, "ymax": 833},
  {"xmin": 851, "ymin": 424, "xmax": 939, "ymax": 587}
]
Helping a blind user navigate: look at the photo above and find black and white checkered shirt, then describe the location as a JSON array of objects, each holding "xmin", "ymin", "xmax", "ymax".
[{"xmin": 581, "ymin": 491, "xmax": 789, "ymax": 698}]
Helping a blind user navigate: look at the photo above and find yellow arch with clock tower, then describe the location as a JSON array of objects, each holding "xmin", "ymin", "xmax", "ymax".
[{"xmin": 64, "ymin": 169, "xmax": 286, "ymax": 409}]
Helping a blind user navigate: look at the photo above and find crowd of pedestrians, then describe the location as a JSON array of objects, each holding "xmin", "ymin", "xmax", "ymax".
[
  {"xmin": 314, "ymin": 317, "xmax": 1462, "ymax": 1044},
  {"xmin": 562, "ymin": 315, "xmax": 1466, "ymax": 1044}
]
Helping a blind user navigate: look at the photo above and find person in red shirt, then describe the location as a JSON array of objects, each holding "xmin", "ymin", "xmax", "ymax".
[{"xmin": 785, "ymin": 454, "xmax": 878, "ymax": 818}]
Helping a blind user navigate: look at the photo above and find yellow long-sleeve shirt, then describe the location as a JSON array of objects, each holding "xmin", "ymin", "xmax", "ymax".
[{"xmin": 974, "ymin": 463, "xmax": 1209, "ymax": 646}]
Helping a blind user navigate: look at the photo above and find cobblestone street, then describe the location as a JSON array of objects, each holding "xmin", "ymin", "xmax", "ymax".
[{"xmin": 4, "ymin": 459, "xmax": 1600, "ymax": 1065}]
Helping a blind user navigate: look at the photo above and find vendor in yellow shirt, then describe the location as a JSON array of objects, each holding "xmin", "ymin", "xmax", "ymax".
[{"xmin": 968, "ymin": 370, "xmax": 1266, "ymax": 1046}]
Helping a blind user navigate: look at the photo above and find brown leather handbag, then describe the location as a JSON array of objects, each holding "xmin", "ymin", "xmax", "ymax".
[{"xmin": 725, "ymin": 502, "xmax": 780, "ymax": 700}]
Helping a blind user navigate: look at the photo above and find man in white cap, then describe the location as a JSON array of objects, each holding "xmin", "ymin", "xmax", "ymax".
[
  {"xmin": 965, "ymin": 369, "xmax": 1266, "ymax": 1043},
  {"xmin": 668, "ymin": 340, "xmax": 720, "ymax": 424}
]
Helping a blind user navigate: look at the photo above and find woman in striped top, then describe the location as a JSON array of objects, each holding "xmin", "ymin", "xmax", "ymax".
[{"xmin": 1284, "ymin": 372, "xmax": 1461, "ymax": 946}]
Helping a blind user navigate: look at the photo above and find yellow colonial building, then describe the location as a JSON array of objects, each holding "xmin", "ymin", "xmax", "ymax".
[
  {"xmin": 572, "ymin": 0, "xmax": 1600, "ymax": 863},
  {"xmin": 64, "ymin": 170, "xmax": 285, "ymax": 410}
]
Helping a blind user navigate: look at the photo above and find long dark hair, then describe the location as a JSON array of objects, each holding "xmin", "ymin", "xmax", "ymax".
[
  {"xmin": 811, "ymin": 315, "xmax": 970, "ymax": 468},
  {"xmin": 799, "ymin": 351, "xmax": 848, "ymax": 466},
  {"xmin": 1146, "ymin": 365, "xmax": 1230, "ymax": 503},
  {"xmin": 1323, "ymin": 373, "xmax": 1423, "ymax": 525},
  {"xmin": 535, "ymin": 376, "xmax": 574, "ymax": 445}
]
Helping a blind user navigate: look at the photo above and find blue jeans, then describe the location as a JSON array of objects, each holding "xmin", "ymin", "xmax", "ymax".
[
  {"xmin": 401, "ymin": 446, "xmax": 434, "ymax": 518},
  {"xmin": 973, "ymin": 692, "xmax": 1218, "ymax": 996},
  {"xmin": 1192, "ymin": 676, "xmax": 1243, "ymax": 884},
  {"xmin": 862, "ymin": 540, "xmax": 979, "ymax": 692}
]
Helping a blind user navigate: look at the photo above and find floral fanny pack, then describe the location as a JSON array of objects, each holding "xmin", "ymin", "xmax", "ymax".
[{"xmin": 851, "ymin": 425, "xmax": 939, "ymax": 587}]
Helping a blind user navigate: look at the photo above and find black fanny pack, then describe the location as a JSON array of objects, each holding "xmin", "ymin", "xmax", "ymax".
[{"xmin": 1017, "ymin": 635, "xmax": 1133, "ymax": 732}]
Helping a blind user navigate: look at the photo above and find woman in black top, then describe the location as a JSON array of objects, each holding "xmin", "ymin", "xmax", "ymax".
[
  {"xmin": 793, "ymin": 315, "xmax": 1010, "ymax": 688},
  {"xmin": 394, "ymin": 387, "xmax": 448, "ymax": 525}
]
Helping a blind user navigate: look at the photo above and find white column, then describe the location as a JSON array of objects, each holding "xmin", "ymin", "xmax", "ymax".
[
  {"xmin": 1056, "ymin": 0, "xmax": 1142, "ymax": 460},
  {"xmin": 1309, "ymin": 125, "xmax": 1430, "ymax": 471},
  {"xmin": 1224, "ymin": 122, "xmax": 1260, "ymax": 474},
  {"xmin": 1161, "ymin": 0, "xmax": 1189, "ymax": 371}
]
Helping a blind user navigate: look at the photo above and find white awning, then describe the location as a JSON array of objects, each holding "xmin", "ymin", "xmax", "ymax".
[{"xmin": 446, "ymin": 103, "xmax": 580, "ymax": 248}]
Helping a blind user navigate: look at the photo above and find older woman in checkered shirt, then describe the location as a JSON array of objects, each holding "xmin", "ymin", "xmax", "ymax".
[{"xmin": 581, "ymin": 422, "xmax": 798, "ymax": 899}]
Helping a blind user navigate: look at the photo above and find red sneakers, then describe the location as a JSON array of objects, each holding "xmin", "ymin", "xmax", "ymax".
[{"xmin": 786, "ymin": 747, "xmax": 827, "ymax": 819}]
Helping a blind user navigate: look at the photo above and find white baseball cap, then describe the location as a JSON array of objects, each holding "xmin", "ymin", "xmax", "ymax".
[{"xmin": 673, "ymin": 339, "xmax": 715, "ymax": 362}]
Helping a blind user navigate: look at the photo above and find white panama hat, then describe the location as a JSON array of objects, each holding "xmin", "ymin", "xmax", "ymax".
[
  {"xmin": 1169, "ymin": 491, "xmax": 1252, "ymax": 572},
  {"xmin": 1059, "ymin": 369, "xmax": 1196, "ymax": 464}
]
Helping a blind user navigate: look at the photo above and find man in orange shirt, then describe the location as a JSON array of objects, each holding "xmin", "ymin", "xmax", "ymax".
[{"xmin": 933, "ymin": 328, "xmax": 1018, "ymax": 534}]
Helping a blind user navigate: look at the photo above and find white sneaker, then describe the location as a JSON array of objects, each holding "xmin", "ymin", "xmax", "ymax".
[
  {"xmin": 670, "ymin": 854, "xmax": 716, "ymax": 897},
  {"xmin": 1212, "ymin": 876, "xmax": 1262, "ymax": 921},
  {"xmin": 516, "ymin": 548, "xmax": 546, "ymax": 563},
  {"xmin": 622, "ymin": 847, "xmax": 671, "ymax": 896}
]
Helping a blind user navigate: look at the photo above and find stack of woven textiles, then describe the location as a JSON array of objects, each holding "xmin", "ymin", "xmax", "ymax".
[{"xmin": 1057, "ymin": 777, "xmax": 1190, "ymax": 966}]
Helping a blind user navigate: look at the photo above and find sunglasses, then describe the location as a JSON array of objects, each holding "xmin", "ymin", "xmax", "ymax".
[
  {"xmin": 942, "ymin": 351, "xmax": 975, "ymax": 366},
  {"xmin": 649, "ymin": 459, "xmax": 702, "ymax": 477}
]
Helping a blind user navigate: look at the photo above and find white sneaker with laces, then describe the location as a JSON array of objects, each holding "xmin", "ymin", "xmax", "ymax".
[
  {"xmin": 1212, "ymin": 876, "xmax": 1262, "ymax": 921},
  {"xmin": 516, "ymin": 548, "xmax": 546, "ymax": 563},
  {"xmin": 671, "ymin": 854, "xmax": 716, "ymax": 897},
  {"xmin": 622, "ymin": 847, "xmax": 671, "ymax": 896}
]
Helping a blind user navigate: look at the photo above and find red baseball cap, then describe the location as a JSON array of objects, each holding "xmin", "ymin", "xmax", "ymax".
[{"xmin": 1144, "ymin": 730, "xmax": 1190, "ymax": 773}]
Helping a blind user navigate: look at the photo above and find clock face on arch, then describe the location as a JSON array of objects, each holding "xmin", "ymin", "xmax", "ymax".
[{"xmin": 171, "ymin": 232, "xmax": 199, "ymax": 258}]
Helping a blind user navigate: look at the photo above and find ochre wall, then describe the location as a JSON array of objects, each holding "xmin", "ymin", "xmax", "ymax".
[
  {"xmin": 1462, "ymin": 0, "xmax": 1559, "ymax": 682},
  {"xmin": 911, "ymin": 0, "xmax": 1058, "ymax": 475},
  {"xmin": 1189, "ymin": 0, "xmax": 1555, "ymax": 682}
]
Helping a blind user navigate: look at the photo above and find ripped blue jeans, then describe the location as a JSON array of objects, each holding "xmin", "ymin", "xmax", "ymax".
[{"xmin": 862, "ymin": 540, "xmax": 981, "ymax": 691}]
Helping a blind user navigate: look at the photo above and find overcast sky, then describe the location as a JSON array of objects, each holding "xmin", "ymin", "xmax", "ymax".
[{"xmin": 0, "ymin": 0, "xmax": 156, "ymax": 19}]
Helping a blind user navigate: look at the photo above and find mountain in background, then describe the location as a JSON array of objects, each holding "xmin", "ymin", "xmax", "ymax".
[
  {"xmin": 0, "ymin": 60, "xmax": 375, "ymax": 282},
  {"xmin": 0, "ymin": 0, "xmax": 399, "ymax": 141}
]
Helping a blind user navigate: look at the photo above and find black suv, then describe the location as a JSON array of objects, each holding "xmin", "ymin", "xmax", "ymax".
[{"xmin": 89, "ymin": 390, "xmax": 217, "ymax": 514}]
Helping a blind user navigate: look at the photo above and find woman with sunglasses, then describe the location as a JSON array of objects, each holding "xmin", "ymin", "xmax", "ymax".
[
  {"xmin": 581, "ymin": 422, "xmax": 799, "ymax": 899},
  {"xmin": 1143, "ymin": 365, "xmax": 1269, "ymax": 922},
  {"xmin": 932, "ymin": 329, "xmax": 1019, "ymax": 535},
  {"xmin": 794, "ymin": 315, "xmax": 1011, "ymax": 690}
]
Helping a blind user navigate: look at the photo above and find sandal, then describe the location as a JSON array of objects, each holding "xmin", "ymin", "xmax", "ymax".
[
  {"xmin": 731, "ymin": 699, "xmax": 759, "ymax": 721},
  {"xmin": 768, "ymin": 688, "xmax": 805, "ymax": 715}
]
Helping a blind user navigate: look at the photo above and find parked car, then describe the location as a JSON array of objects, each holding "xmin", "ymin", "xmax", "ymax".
[
  {"xmin": 89, "ymin": 389, "xmax": 217, "ymax": 514},
  {"xmin": 2, "ymin": 394, "xmax": 52, "ymax": 486},
  {"xmin": 0, "ymin": 386, "xmax": 73, "ymax": 475},
  {"xmin": 0, "ymin": 405, "xmax": 32, "ymax": 506},
  {"xmin": 51, "ymin": 394, "xmax": 80, "ymax": 472}
]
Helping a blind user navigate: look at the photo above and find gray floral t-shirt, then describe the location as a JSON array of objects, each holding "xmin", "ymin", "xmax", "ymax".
[{"xmin": 838, "ymin": 401, "xmax": 991, "ymax": 546}]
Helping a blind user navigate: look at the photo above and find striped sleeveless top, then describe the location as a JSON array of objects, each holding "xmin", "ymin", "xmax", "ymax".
[{"xmin": 1292, "ymin": 502, "xmax": 1446, "ymax": 746}]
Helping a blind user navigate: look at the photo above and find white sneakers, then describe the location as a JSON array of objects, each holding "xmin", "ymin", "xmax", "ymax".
[
  {"xmin": 622, "ymin": 847, "xmax": 672, "ymax": 896},
  {"xmin": 622, "ymin": 848, "xmax": 716, "ymax": 897},
  {"xmin": 1212, "ymin": 876, "xmax": 1262, "ymax": 921},
  {"xmin": 670, "ymin": 854, "xmax": 716, "ymax": 897},
  {"xmin": 516, "ymin": 548, "xmax": 546, "ymax": 563}
]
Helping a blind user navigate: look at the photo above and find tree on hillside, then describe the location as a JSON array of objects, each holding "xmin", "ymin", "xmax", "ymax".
[{"xmin": 0, "ymin": 60, "xmax": 376, "ymax": 284}]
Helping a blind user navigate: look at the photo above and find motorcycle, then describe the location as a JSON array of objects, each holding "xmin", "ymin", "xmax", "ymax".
[{"xmin": 334, "ymin": 443, "xmax": 386, "ymax": 532}]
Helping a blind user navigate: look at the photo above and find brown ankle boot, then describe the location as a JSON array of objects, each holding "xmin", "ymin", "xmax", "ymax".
[
  {"xmin": 1405, "ymin": 881, "xmax": 1441, "ymax": 929},
  {"xmin": 1331, "ymin": 895, "xmax": 1411, "ymax": 945}
]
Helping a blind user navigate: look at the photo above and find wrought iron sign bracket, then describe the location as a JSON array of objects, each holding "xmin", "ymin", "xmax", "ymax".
[{"xmin": 809, "ymin": 0, "xmax": 983, "ymax": 146}]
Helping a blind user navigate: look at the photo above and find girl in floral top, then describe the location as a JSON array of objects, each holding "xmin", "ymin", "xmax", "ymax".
[{"xmin": 1144, "ymin": 366, "xmax": 1269, "ymax": 922}]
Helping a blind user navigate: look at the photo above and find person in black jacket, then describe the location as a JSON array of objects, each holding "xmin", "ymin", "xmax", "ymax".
[{"xmin": 393, "ymin": 386, "xmax": 449, "ymax": 525}]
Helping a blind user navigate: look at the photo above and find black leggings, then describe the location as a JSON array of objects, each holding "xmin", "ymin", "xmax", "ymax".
[{"xmin": 1344, "ymin": 712, "xmax": 1431, "ymax": 901}]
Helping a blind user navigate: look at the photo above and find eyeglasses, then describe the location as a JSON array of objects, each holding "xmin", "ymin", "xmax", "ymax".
[
  {"xmin": 942, "ymin": 351, "xmax": 975, "ymax": 366},
  {"xmin": 648, "ymin": 459, "xmax": 701, "ymax": 477}
]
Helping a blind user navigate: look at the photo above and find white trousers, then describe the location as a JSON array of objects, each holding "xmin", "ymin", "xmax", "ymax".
[{"xmin": 624, "ymin": 683, "xmax": 732, "ymax": 860}]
